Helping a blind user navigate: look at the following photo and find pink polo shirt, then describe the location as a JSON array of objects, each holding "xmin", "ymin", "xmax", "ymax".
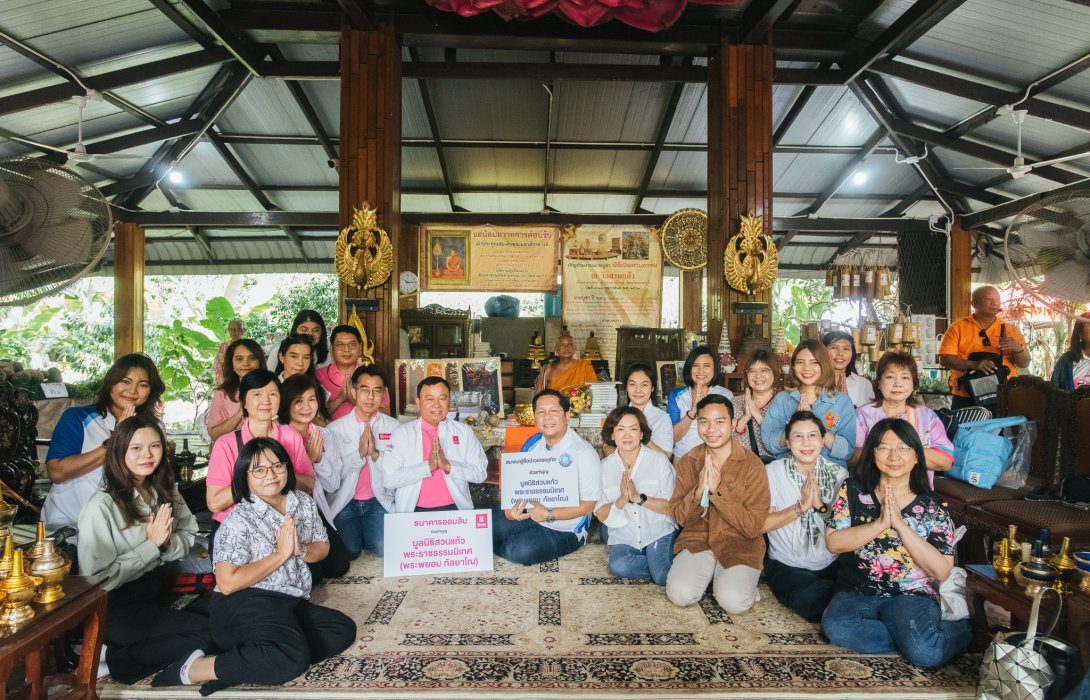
[
  {"xmin": 353, "ymin": 411, "xmax": 378, "ymax": 501},
  {"xmin": 416, "ymin": 420, "xmax": 455, "ymax": 508},
  {"xmin": 316, "ymin": 364, "xmax": 394, "ymax": 421},
  {"xmin": 205, "ymin": 390, "xmax": 239, "ymax": 430},
  {"xmin": 206, "ymin": 421, "xmax": 314, "ymax": 522}
]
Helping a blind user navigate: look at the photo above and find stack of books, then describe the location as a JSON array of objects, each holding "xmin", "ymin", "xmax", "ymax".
[{"xmin": 578, "ymin": 382, "xmax": 619, "ymax": 429}]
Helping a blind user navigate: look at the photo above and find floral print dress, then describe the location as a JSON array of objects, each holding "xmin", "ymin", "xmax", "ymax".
[{"xmin": 828, "ymin": 477, "xmax": 955, "ymax": 599}]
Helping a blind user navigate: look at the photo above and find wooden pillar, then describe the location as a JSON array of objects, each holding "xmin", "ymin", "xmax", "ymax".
[
  {"xmin": 707, "ymin": 37, "xmax": 774, "ymax": 355},
  {"xmin": 949, "ymin": 216, "xmax": 972, "ymax": 320},
  {"xmin": 113, "ymin": 221, "xmax": 144, "ymax": 357},
  {"xmin": 339, "ymin": 20, "xmax": 401, "ymax": 368}
]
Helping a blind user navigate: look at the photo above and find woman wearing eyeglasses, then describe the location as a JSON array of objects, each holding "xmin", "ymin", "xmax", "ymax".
[
  {"xmin": 822, "ymin": 418, "xmax": 970, "ymax": 668},
  {"xmin": 851, "ymin": 353, "xmax": 953, "ymax": 484},
  {"xmin": 761, "ymin": 411, "xmax": 847, "ymax": 621},
  {"xmin": 152, "ymin": 438, "xmax": 355, "ymax": 694}
]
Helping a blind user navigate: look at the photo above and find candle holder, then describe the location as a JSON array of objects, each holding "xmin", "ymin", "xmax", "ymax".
[
  {"xmin": 993, "ymin": 539, "xmax": 1017, "ymax": 583},
  {"xmin": 27, "ymin": 539, "xmax": 70, "ymax": 605},
  {"xmin": 0, "ymin": 550, "xmax": 40, "ymax": 628},
  {"xmin": 1050, "ymin": 537, "xmax": 1076, "ymax": 572},
  {"xmin": 1007, "ymin": 525, "xmax": 1020, "ymax": 560}
]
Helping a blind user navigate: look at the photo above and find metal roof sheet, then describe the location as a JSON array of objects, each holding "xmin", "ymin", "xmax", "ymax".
[
  {"xmin": 217, "ymin": 80, "xmax": 314, "ymax": 137},
  {"xmin": 773, "ymin": 152, "xmax": 857, "ymax": 193},
  {"xmin": 648, "ymin": 150, "xmax": 706, "ymax": 190},
  {"xmin": 779, "ymin": 87, "xmax": 877, "ymax": 147},
  {"xmin": 444, "ymin": 147, "xmax": 545, "ymax": 188},
  {"xmin": 550, "ymin": 149, "xmax": 651, "ymax": 190},
  {"xmin": 110, "ymin": 64, "xmax": 223, "ymax": 122},
  {"xmin": 547, "ymin": 193, "xmax": 638, "ymax": 214},
  {"xmin": 882, "ymin": 76, "xmax": 988, "ymax": 130},
  {"xmin": 640, "ymin": 197, "xmax": 706, "ymax": 214},
  {"xmin": 665, "ymin": 82, "xmax": 708, "ymax": 143},
  {"xmin": 903, "ymin": 0, "xmax": 1090, "ymax": 87},
  {"xmin": 428, "ymin": 80, "xmax": 548, "ymax": 141},
  {"xmin": 453, "ymin": 192, "xmax": 545, "ymax": 213},
  {"xmin": 402, "ymin": 193, "xmax": 454, "ymax": 213},
  {"xmin": 173, "ymin": 141, "xmax": 251, "ymax": 186},
  {"xmin": 553, "ymin": 81, "xmax": 670, "ymax": 143},
  {"xmin": 223, "ymin": 143, "xmax": 336, "ymax": 187},
  {"xmin": 401, "ymin": 145, "xmax": 444, "ymax": 187}
]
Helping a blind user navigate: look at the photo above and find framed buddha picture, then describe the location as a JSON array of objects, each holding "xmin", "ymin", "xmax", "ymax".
[{"xmin": 425, "ymin": 229, "xmax": 470, "ymax": 287}]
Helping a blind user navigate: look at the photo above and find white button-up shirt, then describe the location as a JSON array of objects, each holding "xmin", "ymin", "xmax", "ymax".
[{"xmin": 596, "ymin": 446, "xmax": 677, "ymax": 549}]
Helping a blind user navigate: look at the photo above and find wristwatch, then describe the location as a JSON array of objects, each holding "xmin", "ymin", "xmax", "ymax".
[
  {"xmin": 638, "ymin": 493, "xmax": 648, "ymax": 506},
  {"xmin": 545, "ymin": 508, "xmax": 556, "ymax": 523}
]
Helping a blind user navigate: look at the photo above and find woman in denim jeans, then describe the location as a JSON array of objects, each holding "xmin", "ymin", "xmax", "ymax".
[
  {"xmin": 822, "ymin": 418, "xmax": 971, "ymax": 668},
  {"xmin": 595, "ymin": 406, "xmax": 678, "ymax": 585}
]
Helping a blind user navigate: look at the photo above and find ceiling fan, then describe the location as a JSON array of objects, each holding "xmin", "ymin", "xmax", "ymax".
[
  {"xmin": 16, "ymin": 92, "xmax": 147, "ymax": 166},
  {"xmin": 954, "ymin": 107, "xmax": 1090, "ymax": 179}
]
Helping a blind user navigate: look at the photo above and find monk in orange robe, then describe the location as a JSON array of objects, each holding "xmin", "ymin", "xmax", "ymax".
[{"xmin": 535, "ymin": 331, "xmax": 598, "ymax": 393}]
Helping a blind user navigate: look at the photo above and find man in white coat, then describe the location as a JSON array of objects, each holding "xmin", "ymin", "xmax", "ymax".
[
  {"xmin": 378, "ymin": 376, "xmax": 487, "ymax": 513},
  {"xmin": 492, "ymin": 389, "xmax": 602, "ymax": 565},
  {"xmin": 327, "ymin": 364, "xmax": 400, "ymax": 558}
]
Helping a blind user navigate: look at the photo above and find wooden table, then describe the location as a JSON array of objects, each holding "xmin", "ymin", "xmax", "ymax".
[
  {"xmin": 966, "ymin": 565, "xmax": 1087, "ymax": 674},
  {"xmin": 0, "ymin": 576, "xmax": 108, "ymax": 700}
]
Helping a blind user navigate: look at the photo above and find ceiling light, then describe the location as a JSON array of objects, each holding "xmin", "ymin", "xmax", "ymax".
[
  {"xmin": 168, "ymin": 169, "xmax": 183, "ymax": 184},
  {"xmin": 851, "ymin": 171, "xmax": 867, "ymax": 186}
]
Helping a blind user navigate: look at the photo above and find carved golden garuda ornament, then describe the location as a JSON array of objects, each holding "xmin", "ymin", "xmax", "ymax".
[
  {"xmin": 724, "ymin": 212, "xmax": 778, "ymax": 294},
  {"xmin": 347, "ymin": 305, "xmax": 376, "ymax": 364},
  {"xmin": 335, "ymin": 205, "xmax": 393, "ymax": 290}
]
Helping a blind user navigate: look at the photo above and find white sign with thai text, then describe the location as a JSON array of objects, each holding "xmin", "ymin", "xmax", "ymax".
[
  {"xmin": 383, "ymin": 509, "xmax": 494, "ymax": 578},
  {"xmin": 500, "ymin": 452, "xmax": 579, "ymax": 509}
]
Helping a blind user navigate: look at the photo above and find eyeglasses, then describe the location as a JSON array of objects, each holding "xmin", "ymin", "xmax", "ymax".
[
  {"xmin": 355, "ymin": 387, "xmax": 385, "ymax": 396},
  {"xmin": 874, "ymin": 444, "xmax": 915, "ymax": 456},
  {"xmin": 334, "ymin": 342, "xmax": 359, "ymax": 350},
  {"xmin": 535, "ymin": 408, "xmax": 567, "ymax": 417},
  {"xmin": 249, "ymin": 462, "xmax": 288, "ymax": 479},
  {"xmin": 979, "ymin": 329, "xmax": 991, "ymax": 347}
]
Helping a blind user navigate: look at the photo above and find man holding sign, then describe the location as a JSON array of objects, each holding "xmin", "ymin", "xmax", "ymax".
[
  {"xmin": 492, "ymin": 389, "xmax": 602, "ymax": 565},
  {"xmin": 378, "ymin": 377, "xmax": 487, "ymax": 513}
]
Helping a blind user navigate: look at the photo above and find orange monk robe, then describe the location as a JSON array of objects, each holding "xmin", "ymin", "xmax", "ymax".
[{"xmin": 546, "ymin": 359, "xmax": 598, "ymax": 392}]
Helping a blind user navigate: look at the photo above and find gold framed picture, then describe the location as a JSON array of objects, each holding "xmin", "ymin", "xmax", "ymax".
[{"xmin": 424, "ymin": 229, "xmax": 470, "ymax": 287}]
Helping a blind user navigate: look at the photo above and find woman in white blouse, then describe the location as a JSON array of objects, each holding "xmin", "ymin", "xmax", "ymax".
[
  {"xmin": 595, "ymin": 406, "xmax": 678, "ymax": 585},
  {"xmin": 621, "ymin": 363, "xmax": 673, "ymax": 457},
  {"xmin": 153, "ymin": 438, "xmax": 355, "ymax": 694}
]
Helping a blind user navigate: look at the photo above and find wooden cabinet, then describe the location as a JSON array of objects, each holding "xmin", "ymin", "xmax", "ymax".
[
  {"xmin": 401, "ymin": 305, "xmax": 470, "ymax": 359},
  {"xmin": 614, "ymin": 327, "xmax": 687, "ymax": 375}
]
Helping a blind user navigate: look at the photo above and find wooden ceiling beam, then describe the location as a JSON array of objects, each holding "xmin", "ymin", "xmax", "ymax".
[
  {"xmin": 176, "ymin": 0, "xmax": 268, "ymax": 75},
  {"xmin": 740, "ymin": 0, "xmax": 801, "ymax": 43},
  {"xmin": 336, "ymin": 0, "xmax": 375, "ymax": 30},
  {"xmin": 804, "ymin": 128, "xmax": 887, "ymax": 215}
]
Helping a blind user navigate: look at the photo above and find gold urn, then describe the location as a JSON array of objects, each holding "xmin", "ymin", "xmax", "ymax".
[
  {"xmin": 25, "ymin": 521, "xmax": 47, "ymax": 563},
  {"xmin": 27, "ymin": 539, "xmax": 70, "ymax": 605},
  {"xmin": 993, "ymin": 539, "xmax": 1016, "ymax": 583},
  {"xmin": 513, "ymin": 403, "xmax": 536, "ymax": 426},
  {"xmin": 0, "ymin": 550, "xmax": 40, "ymax": 628},
  {"xmin": 0, "ymin": 535, "xmax": 13, "ymax": 580}
]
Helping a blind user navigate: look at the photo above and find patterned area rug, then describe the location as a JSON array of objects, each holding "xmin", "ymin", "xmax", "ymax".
[{"xmin": 98, "ymin": 544, "xmax": 979, "ymax": 698}]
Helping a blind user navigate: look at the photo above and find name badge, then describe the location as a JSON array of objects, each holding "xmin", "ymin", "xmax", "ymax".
[
  {"xmin": 379, "ymin": 433, "xmax": 391, "ymax": 440},
  {"xmin": 453, "ymin": 436, "xmax": 460, "ymax": 445}
]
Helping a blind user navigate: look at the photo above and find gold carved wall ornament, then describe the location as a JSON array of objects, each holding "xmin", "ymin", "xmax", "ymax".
[
  {"xmin": 659, "ymin": 208, "xmax": 707, "ymax": 270},
  {"xmin": 335, "ymin": 205, "xmax": 394, "ymax": 290},
  {"xmin": 724, "ymin": 212, "xmax": 778, "ymax": 294}
]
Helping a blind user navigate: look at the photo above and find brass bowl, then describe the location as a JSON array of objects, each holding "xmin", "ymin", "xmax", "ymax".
[
  {"xmin": 0, "ymin": 502, "xmax": 16, "ymax": 539},
  {"xmin": 513, "ymin": 403, "xmax": 535, "ymax": 427},
  {"xmin": 30, "ymin": 559, "xmax": 70, "ymax": 605}
]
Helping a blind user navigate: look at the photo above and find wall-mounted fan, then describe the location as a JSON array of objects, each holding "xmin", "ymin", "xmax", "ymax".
[
  {"xmin": 0, "ymin": 158, "xmax": 112, "ymax": 305},
  {"xmin": 955, "ymin": 107, "xmax": 1090, "ymax": 179},
  {"xmin": 1004, "ymin": 190, "xmax": 1090, "ymax": 321}
]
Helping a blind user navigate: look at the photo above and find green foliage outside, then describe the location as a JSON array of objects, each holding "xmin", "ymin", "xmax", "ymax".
[{"xmin": 240, "ymin": 277, "xmax": 338, "ymax": 343}]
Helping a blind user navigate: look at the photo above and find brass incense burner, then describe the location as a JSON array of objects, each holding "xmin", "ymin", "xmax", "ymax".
[
  {"xmin": 0, "ymin": 499, "xmax": 15, "ymax": 541},
  {"xmin": 0, "ymin": 550, "xmax": 40, "ymax": 628},
  {"xmin": 27, "ymin": 539, "xmax": 69, "ymax": 605}
]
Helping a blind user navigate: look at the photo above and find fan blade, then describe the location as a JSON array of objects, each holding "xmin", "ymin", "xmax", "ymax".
[
  {"xmin": 0, "ymin": 246, "xmax": 24, "ymax": 287},
  {"xmin": 30, "ymin": 169, "xmax": 83, "ymax": 225},
  {"xmin": 20, "ymin": 218, "xmax": 93, "ymax": 265},
  {"xmin": 1016, "ymin": 222, "xmax": 1077, "ymax": 251},
  {"xmin": 978, "ymin": 253, "xmax": 1009, "ymax": 285},
  {"xmin": 1036, "ymin": 258, "xmax": 1090, "ymax": 303},
  {"xmin": 952, "ymin": 166, "xmax": 1009, "ymax": 170},
  {"xmin": 0, "ymin": 179, "xmax": 23, "ymax": 226},
  {"xmin": 1030, "ymin": 150, "xmax": 1090, "ymax": 169}
]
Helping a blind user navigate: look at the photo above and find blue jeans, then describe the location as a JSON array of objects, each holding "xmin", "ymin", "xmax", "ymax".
[
  {"xmin": 332, "ymin": 497, "xmax": 386, "ymax": 558},
  {"xmin": 491, "ymin": 509, "xmax": 582, "ymax": 566},
  {"xmin": 763, "ymin": 555, "xmax": 838, "ymax": 622},
  {"xmin": 608, "ymin": 530, "xmax": 677, "ymax": 586},
  {"xmin": 822, "ymin": 591, "xmax": 972, "ymax": 668}
]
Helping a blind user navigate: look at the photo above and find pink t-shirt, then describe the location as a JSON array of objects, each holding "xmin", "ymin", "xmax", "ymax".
[
  {"xmin": 353, "ymin": 411, "xmax": 377, "ymax": 501},
  {"xmin": 206, "ymin": 421, "xmax": 314, "ymax": 522},
  {"xmin": 416, "ymin": 420, "xmax": 454, "ymax": 508},
  {"xmin": 205, "ymin": 390, "xmax": 239, "ymax": 430},
  {"xmin": 315, "ymin": 364, "xmax": 392, "ymax": 421}
]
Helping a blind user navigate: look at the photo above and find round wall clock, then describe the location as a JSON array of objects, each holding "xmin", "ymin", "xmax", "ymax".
[{"xmin": 399, "ymin": 271, "xmax": 419, "ymax": 294}]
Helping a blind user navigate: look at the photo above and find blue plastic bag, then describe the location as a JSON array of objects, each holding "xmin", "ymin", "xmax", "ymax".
[{"xmin": 949, "ymin": 416, "xmax": 1027, "ymax": 489}]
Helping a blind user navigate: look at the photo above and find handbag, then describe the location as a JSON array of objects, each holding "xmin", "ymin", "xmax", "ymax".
[
  {"xmin": 960, "ymin": 325, "xmax": 1011, "ymax": 408},
  {"xmin": 949, "ymin": 416, "xmax": 1026, "ymax": 489},
  {"xmin": 978, "ymin": 587, "xmax": 1078, "ymax": 700}
]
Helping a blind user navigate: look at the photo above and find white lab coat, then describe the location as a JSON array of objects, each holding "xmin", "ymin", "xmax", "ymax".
[
  {"xmin": 377, "ymin": 418, "xmax": 487, "ymax": 513},
  {"xmin": 325, "ymin": 411, "xmax": 400, "ymax": 516}
]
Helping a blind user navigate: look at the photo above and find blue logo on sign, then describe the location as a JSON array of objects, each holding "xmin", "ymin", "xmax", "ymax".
[{"xmin": 558, "ymin": 453, "xmax": 573, "ymax": 467}]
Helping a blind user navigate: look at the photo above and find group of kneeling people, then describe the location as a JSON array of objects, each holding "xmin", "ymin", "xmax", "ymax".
[{"xmin": 56, "ymin": 335, "xmax": 970, "ymax": 695}]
